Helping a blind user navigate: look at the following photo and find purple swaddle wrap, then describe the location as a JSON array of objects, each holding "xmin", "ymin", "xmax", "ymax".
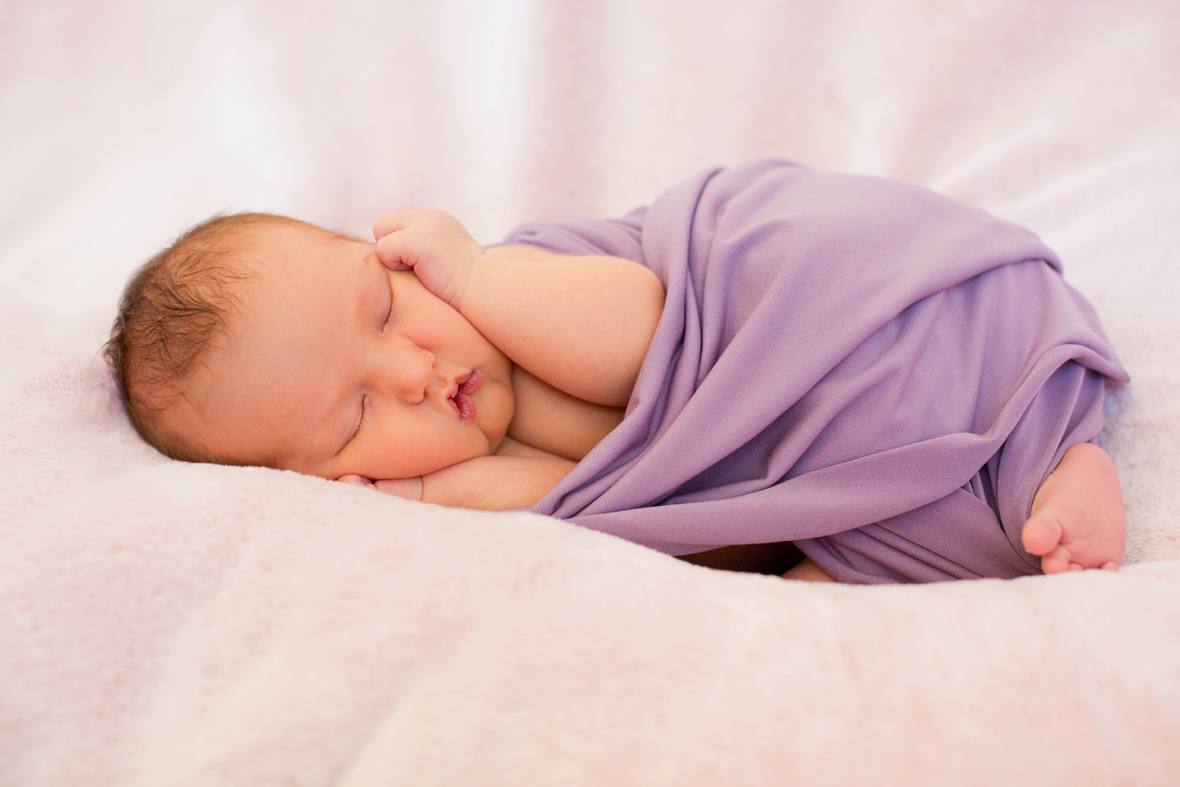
[{"xmin": 500, "ymin": 158, "xmax": 1129, "ymax": 583}]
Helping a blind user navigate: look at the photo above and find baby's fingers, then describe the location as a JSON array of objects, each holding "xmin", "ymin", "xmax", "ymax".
[
  {"xmin": 337, "ymin": 473, "xmax": 375, "ymax": 488},
  {"xmin": 375, "ymin": 231, "xmax": 417, "ymax": 271},
  {"xmin": 374, "ymin": 476, "xmax": 424, "ymax": 501},
  {"xmin": 373, "ymin": 207, "xmax": 425, "ymax": 241}
]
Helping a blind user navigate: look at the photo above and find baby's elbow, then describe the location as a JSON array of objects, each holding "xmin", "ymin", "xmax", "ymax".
[{"xmin": 619, "ymin": 269, "xmax": 665, "ymax": 403}]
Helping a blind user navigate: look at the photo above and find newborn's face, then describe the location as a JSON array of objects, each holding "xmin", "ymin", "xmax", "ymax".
[{"xmin": 172, "ymin": 224, "xmax": 515, "ymax": 480}]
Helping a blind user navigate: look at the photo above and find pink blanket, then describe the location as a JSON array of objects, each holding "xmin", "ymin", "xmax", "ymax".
[{"xmin": 2, "ymin": 1, "xmax": 1177, "ymax": 784}]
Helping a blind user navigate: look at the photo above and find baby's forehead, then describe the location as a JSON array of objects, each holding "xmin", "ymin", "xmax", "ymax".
[
  {"xmin": 249, "ymin": 221, "xmax": 334, "ymax": 252},
  {"xmin": 240, "ymin": 229, "xmax": 374, "ymax": 319},
  {"xmin": 249, "ymin": 224, "xmax": 366, "ymax": 274}
]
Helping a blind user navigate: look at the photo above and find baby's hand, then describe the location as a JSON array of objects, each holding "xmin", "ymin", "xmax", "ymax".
[
  {"xmin": 338, "ymin": 453, "xmax": 573, "ymax": 511},
  {"xmin": 337, "ymin": 473, "xmax": 423, "ymax": 501},
  {"xmin": 372, "ymin": 207, "xmax": 482, "ymax": 311}
]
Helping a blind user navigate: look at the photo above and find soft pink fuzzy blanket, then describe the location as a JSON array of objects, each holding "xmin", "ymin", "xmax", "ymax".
[{"xmin": 2, "ymin": 1, "xmax": 1178, "ymax": 785}]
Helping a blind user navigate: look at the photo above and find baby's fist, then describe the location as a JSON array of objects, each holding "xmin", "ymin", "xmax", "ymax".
[{"xmin": 372, "ymin": 207, "xmax": 481, "ymax": 311}]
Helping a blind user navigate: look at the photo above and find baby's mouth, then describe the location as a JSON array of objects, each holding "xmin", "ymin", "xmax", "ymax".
[
  {"xmin": 448, "ymin": 369, "xmax": 481, "ymax": 423},
  {"xmin": 449, "ymin": 390, "xmax": 476, "ymax": 422},
  {"xmin": 457, "ymin": 369, "xmax": 481, "ymax": 396}
]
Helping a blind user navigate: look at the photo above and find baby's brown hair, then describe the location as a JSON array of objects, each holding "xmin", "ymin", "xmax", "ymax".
[{"xmin": 101, "ymin": 211, "xmax": 353, "ymax": 465}]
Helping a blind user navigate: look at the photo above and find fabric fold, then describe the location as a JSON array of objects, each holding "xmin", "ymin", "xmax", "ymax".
[{"xmin": 504, "ymin": 158, "xmax": 1128, "ymax": 583}]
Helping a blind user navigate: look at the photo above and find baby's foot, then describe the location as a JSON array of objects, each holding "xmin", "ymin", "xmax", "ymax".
[{"xmin": 1020, "ymin": 442, "xmax": 1126, "ymax": 574}]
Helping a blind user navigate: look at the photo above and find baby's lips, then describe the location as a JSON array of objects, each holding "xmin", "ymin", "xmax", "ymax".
[{"xmin": 337, "ymin": 474, "xmax": 373, "ymax": 487}]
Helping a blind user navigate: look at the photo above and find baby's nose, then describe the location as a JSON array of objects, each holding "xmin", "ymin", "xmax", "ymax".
[{"xmin": 370, "ymin": 343, "xmax": 436, "ymax": 401}]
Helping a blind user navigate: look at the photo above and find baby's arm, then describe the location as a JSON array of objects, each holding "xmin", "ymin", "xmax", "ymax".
[
  {"xmin": 463, "ymin": 244, "xmax": 665, "ymax": 408},
  {"xmin": 417, "ymin": 452, "xmax": 577, "ymax": 511}
]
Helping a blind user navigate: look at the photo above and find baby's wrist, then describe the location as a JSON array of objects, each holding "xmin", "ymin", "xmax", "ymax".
[{"xmin": 454, "ymin": 243, "xmax": 484, "ymax": 313}]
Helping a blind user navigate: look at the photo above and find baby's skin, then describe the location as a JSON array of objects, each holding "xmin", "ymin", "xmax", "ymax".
[{"xmin": 784, "ymin": 441, "xmax": 1126, "ymax": 581}]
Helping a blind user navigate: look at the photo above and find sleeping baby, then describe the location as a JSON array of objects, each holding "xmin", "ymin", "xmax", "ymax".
[{"xmin": 101, "ymin": 161, "xmax": 1129, "ymax": 584}]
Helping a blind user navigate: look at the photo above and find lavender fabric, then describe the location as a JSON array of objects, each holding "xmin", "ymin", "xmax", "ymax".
[{"xmin": 501, "ymin": 158, "xmax": 1130, "ymax": 584}]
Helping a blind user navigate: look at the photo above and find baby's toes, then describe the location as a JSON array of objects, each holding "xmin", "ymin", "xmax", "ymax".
[
  {"xmin": 1022, "ymin": 510, "xmax": 1064, "ymax": 556},
  {"xmin": 1041, "ymin": 545, "xmax": 1073, "ymax": 575}
]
